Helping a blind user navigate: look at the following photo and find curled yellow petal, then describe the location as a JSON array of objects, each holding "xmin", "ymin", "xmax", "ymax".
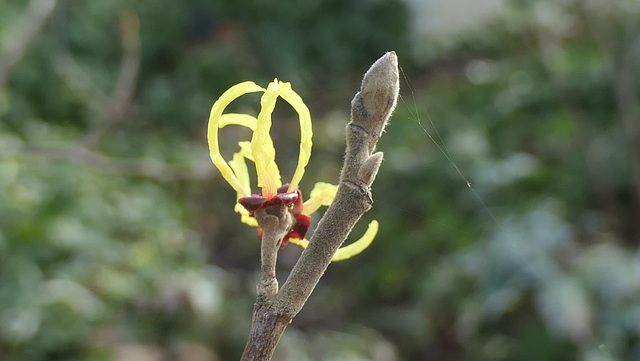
[
  {"xmin": 228, "ymin": 152, "xmax": 251, "ymax": 199},
  {"xmin": 279, "ymin": 83, "xmax": 313, "ymax": 193},
  {"xmin": 237, "ymin": 141, "xmax": 254, "ymax": 162},
  {"xmin": 229, "ymin": 151, "xmax": 259, "ymax": 226},
  {"xmin": 252, "ymin": 80, "xmax": 283, "ymax": 198},
  {"xmin": 239, "ymin": 136, "xmax": 277, "ymax": 168},
  {"xmin": 332, "ymin": 220, "xmax": 378, "ymax": 261},
  {"xmin": 234, "ymin": 203, "xmax": 258, "ymax": 227},
  {"xmin": 219, "ymin": 113, "xmax": 258, "ymax": 131},
  {"xmin": 207, "ymin": 81, "xmax": 264, "ymax": 196},
  {"xmin": 303, "ymin": 182, "xmax": 339, "ymax": 214},
  {"xmin": 288, "ymin": 220, "xmax": 378, "ymax": 262}
]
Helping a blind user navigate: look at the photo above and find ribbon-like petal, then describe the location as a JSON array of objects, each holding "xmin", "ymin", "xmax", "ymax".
[
  {"xmin": 252, "ymin": 80, "xmax": 283, "ymax": 198},
  {"xmin": 219, "ymin": 113, "xmax": 258, "ymax": 131},
  {"xmin": 288, "ymin": 220, "xmax": 379, "ymax": 261},
  {"xmin": 332, "ymin": 220, "xmax": 378, "ymax": 261},
  {"xmin": 234, "ymin": 203, "xmax": 258, "ymax": 226},
  {"xmin": 303, "ymin": 182, "xmax": 338, "ymax": 214},
  {"xmin": 279, "ymin": 83, "xmax": 313, "ymax": 193},
  {"xmin": 207, "ymin": 81, "xmax": 264, "ymax": 196},
  {"xmin": 228, "ymin": 152, "xmax": 252, "ymax": 198}
]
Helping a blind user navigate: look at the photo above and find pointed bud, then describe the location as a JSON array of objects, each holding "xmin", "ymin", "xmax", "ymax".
[
  {"xmin": 358, "ymin": 152, "xmax": 384, "ymax": 187},
  {"xmin": 352, "ymin": 51, "xmax": 400, "ymax": 137}
]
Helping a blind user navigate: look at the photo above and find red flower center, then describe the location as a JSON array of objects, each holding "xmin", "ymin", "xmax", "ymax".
[{"xmin": 238, "ymin": 184, "xmax": 311, "ymax": 247}]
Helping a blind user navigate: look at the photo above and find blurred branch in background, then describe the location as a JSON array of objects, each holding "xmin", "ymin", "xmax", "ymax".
[
  {"xmin": 534, "ymin": 0, "xmax": 640, "ymax": 238},
  {"xmin": 579, "ymin": 1, "xmax": 640, "ymax": 204},
  {"xmin": 53, "ymin": 53, "xmax": 107, "ymax": 113},
  {"xmin": 0, "ymin": 9, "xmax": 208, "ymax": 181},
  {"xmin": 79, "ymin": 11, "xmax": 141, "ymax": 149},
  {"xmin": 613, "ymin": 23, "xmax": 640, "ymax": 204},
  {"xmin": 0, "ymin": 0, "xmax": 57, "ymax": 89},
  {"xmin": 0, "ymin": 142, "xmax": 211, "ymax": 181}
]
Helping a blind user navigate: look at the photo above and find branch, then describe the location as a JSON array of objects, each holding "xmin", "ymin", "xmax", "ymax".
[
  {"xmin": 80, "ymin": 11, "xmax": 141, "ymax": 149},
  {"xmin": 0, "ymin": 9, "xmax": 204, "ymax": 182},
  {"xmin": 52, "ymin": 11, "xmax": 141, "ymax": 149},
  {"xmin": 254, "ymin": 205, "xmax": 296, "ymax": 299},
  {"xmin": 0, "ymin": 0, "xmax": 57, "ymax": 88},
  {"xmin": 240, "ymin": 52, "xmax": 399, "ymax": 361},
  {"xmin": 577, "ymin": 4, "xmax": 640, "ymax": 205},
  {"xmin": 0, "ymin": 142, "xmax": 212, "ymax": 181},
  {"xmin": 613, "ymin": 24, "xmax": 640, "ymax": 204}
]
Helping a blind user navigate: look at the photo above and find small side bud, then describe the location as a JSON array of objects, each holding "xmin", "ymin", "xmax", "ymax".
[
  {"xmin": 358, "ymin": 152, "xmax": 384, "ymax": 187},
  {"xmin": 354, "ymin": 51, "xmax": 400, "ymax": 136}
]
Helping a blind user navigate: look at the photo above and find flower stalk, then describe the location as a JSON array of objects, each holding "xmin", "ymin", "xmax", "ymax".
[{"xmin": 253, "ymin": 204, "xmax": 295, "ymax": 299}]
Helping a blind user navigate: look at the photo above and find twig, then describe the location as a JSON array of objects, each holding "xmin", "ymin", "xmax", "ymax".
[
  {"xmin": 239, "ymin": 52, "xmax": 399, "ymax": 361},
  {"xmin": 0, "ymin": 142, "xmax": 212, "ymax": 181},
  {"xmin": 80, "ymin": 11, "xmax": 141, "ymax": 149},
  {"xmin": 578, "ymin": 4, "xmax": 640, "ymax": 204},
  {"xmin": 0, "ymin": 9, "xmax": 199, "ymax": 183},
  {"xmin": 0, "ymin": 0, "xmax": 57, "ymax": 88},
  {"xmin": 54, "ymin": 53, "xmax": 108, "ymax": 113},
  {"xmin": 613, "ymin": 25, "xmax": 640, "ymax": 204},
  {"xmin": 533, "ymin": 14, "xmax": 616, "ymax": 210},
  {"xmin": 254, "ymin": 205, "xmax": 296, "ymax": 299}
]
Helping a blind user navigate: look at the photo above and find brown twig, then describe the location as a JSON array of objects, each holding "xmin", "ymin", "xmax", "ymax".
[
  {"xmin": 0, "ymin": 0, "xmax": 57, "ymax": 88},
  {"xmin": 254, "ymin": 205, "xmax": 296, "ymax": 299},
  {"xmin": 239, "ymin": 52, "xmax": 399, "ymax": 361}
]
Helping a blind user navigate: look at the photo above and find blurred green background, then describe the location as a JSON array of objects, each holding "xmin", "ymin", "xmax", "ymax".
[{"xmin": 1, "ymin": 0, "xmax": 639, "ymax": 360}]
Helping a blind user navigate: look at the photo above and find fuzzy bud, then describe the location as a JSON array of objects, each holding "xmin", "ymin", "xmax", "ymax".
[
  {"xmin": 351, "ymin": 51, "xmax": 400, "ymax": 137},
  {"xmin": 358, "ymin": 152, "xmax": 384, "ymax": 187}
]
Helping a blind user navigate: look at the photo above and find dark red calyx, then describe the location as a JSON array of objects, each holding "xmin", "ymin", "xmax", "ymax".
[
  {"xmin": 238, "ymin": 185, "xmax": 301, "ymax": 213},
  {"xmin": 289, "ymin": 214, "xmax": 311, "ymax": 241},
  {"xmin": 276, "ymin": 192, "xmax": 299, "ymax": 206},
  {"xmin": 238, "ymin": 194, "xmax": 266, "ymax": 212},
  {"xmin": 280, "ymin": 235, "xmax": 290, "ymax": 248},
  {"xmin": 277, "ymin": 184, "xmax": 291, "ymax": 194},
  {"xmin": 240, "ymin": 184, "xmax": 310, "ymax": 248}
]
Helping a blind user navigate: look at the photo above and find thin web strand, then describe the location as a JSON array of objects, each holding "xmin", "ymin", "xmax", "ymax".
[
  {"xmin": 398, "ymin": 65, "xmax": 504, "ymax": 233},
  {"xmin": 399, "ymin": 65, "xmax": 454, "ymax": 160}
]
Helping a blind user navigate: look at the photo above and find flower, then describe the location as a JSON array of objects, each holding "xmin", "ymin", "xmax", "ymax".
[{"xmin": 207, "ymin": 79, "xmax": 378, "ymax": 261}]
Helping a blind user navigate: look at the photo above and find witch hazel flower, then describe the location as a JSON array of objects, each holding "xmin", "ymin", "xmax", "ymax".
[{"xmin": 207, "ymin": 79, "xmax": 377, "ymax": 261}]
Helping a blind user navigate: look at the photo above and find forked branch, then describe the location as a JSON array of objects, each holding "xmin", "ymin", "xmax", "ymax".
[{"xmin": 240, "ymin": 52, "xmax": 399, "ymax": 361}]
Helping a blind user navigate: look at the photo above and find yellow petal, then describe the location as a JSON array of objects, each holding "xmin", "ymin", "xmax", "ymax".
[
  {"xmin": 332, "ymin": 220, "xmax": 378, "ymax": 261},
  {"xmin": 252, "ymin": 79, "xmax": 283, "ymax": 198},
  {"xmin": 229, "ymin": 150, "xmax": 258, "ymax": 226},
  {"xmin": 219, "ymin": 113, "xmax": 258, "ymax": 131},
  {"xmin": 303, "ymin": 182, "xmax": 339, "ymax": 214},
  {"xmin": 287, "ymin": 237, "xmax": 309, "ymax": 248},
  {"xmin": 279, "ymin": 82, "xmax": 313, "ymax": 192},
  {"xmin": 234, "ymin": 203, "xmax": 258, "ymax": 227},
  {"xmin": 239, "ymin": 137, "xmax": 278, "ymax": 166},
  {"xmin": 228, "ymin": 152, "xmax": 252, "ymax": 199},
  {"xmin": 207, "ymin": 81, "xmax": 264, "ymax": 196},
  {"xmin": 288, "ymin": 220, "xmax": 378, "ymax": 262},
  {"xmin": 237, "ymin": 141, "xmax": 254, "ymax": 162}
]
